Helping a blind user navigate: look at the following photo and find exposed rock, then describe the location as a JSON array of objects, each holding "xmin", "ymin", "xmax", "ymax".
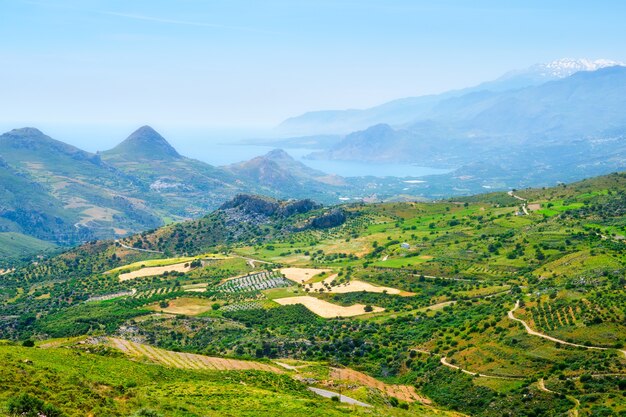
[
  {"xmin": 308, "ymin": 209, "xmax": 346, "ymax": 229},
  {"xmin": 219, "ymin": 194, "xmax": 320, "ymax": 218}
]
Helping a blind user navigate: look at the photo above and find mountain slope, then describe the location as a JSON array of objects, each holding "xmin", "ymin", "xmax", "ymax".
[
  {"xmin": 0, "ymin": 127, "xmax": 360, "ymax": 254},
  {"xmin": 0, "ymin": 128, "xmax": 161, "ymax": 243},
  {"xmin": 224, "ymin": 149, "xmax": 346, "ymax": 196},
  {"xmin": 103, "ymin": 125, "xmax": 181, "ymax": 161},
  {"xmin": 278, "ymin": 58, "xmax": 622, "ymax": 135},
  {"xmin": 308, "ymin": 66, "xmax": 626, "ymax": 188}
]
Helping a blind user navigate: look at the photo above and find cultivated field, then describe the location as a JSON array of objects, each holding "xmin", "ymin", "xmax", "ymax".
[
  {"xmin": 280, "ymin": 267, "xmax": 331, "ymax": 283},
  {"xmin": 109, "ymin": 337, "xmax": 282, "ymax": 373},
  {"xmin": 274, "ymin": 296, "xmax": 383, "ymax": 318},
  {"xmin": 217, "ymin": 271, "xmax": 292, "ymax": 293},
  {"xmin": 304, "ymin": 275, "xmax": 410, "ymax": 296},
  {"xmin": 148, "ymin": 297, "xmax": 215, "ymax": 315},
  {"xmin": 119, "ymin": 262, "xmax": 193, "ymax": 281}
]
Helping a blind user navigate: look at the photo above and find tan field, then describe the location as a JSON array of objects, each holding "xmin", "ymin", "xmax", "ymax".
[
  {"xmin": 148, "ymin": 297, "xmax": 215, "ymax": 315},
  {"xmin": 119, "ymin": 262, "xmax": 192, "ymax": 281},
  {"xmin": 330, "ymin": 367, "xmax": 430, "ymax": 404},
  {"xmin": 274, "ymin": 296, "xmax": 383, "ymax": 318},
  {"xmin": 304, "ymin": 275, "xmax": 412, "ymax": 296},
  {"xmin": 280, "ymin": 267, "xmax": 331, "ymax": 283},
  {"xmin": 183, "ymin": 283, "xmax": 208, "ymax": 292},
  {"xmin": 109, "ymin": 337, "xmax": 282, "ymax": 373}
]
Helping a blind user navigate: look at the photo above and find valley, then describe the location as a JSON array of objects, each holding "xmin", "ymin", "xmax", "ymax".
[{"xmin": 1, "ymin": 172, "xmax": 624, "ymax": 416}]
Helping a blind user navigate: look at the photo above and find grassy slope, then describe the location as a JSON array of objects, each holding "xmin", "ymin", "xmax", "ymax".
[
  {"xmin": 0, "ymin": 232, "xmax": 57, "ymax": 259},
  {"xmin": 0, "ymin": 343, "xmax": 450, "ymax": 417}
]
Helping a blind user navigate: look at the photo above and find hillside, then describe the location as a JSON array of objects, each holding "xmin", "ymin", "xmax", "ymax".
[
  {"xmin": 0, "ymin": 126, "xmax": 390, "ymax": 257},
  {"xmin": 1, "ymin": 172, "xmax": 625, "ymax": 416},
  {"xmin": 224, "ymin": 149, "xmax": 347, "ymax": 197},
  {"xmin": 0, "ymin": 342, "xmax": 452, "ymax": 417},
  {"xmin": 0, "ymin": 128, "xmax": 160, "ymax": 244}
]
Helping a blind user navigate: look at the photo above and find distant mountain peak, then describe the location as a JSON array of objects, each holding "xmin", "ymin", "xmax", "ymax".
[
  {"xmin": 264, "ymin": 148, "xmax": 294, "ymax": 161},
  {"xmin": 105, "ymin": 126, "xmax": 181, "ymax": 160},
  {"xmin": 501, "ymin": 58, "xmax": 624, "ymax": 81},
  {"xmin": 533, "ymin": 58, "xmax": 623, "ymax": 78},
  {"xmin": 5, "ymin": 127, "xmax": 47, "ymax": 138}
]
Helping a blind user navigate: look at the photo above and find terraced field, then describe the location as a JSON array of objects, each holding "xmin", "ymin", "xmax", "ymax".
[
  {"xmin": 133, "ymin": 286, "xmax": 178, "ymax": 299},
  {"xmin": 217, "ymin": 271, "xmax": 292, "ymax": 293},
  {"xmin": 221, "ymin": 300, "xmax": 267, "ymax": 312},
  {"xmin": 109, "ymin": 337, "xmax": 282, "ymax": 373}
]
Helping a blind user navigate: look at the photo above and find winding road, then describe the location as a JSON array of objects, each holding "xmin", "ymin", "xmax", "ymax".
[
  {"xmin": 439, "ymin": 357, "xmax": 522, "ymax": 380},
  {"xmin": 508, "ymin": 191, "xmax": 529, "ymax": 215},
  {"xmin": 307, "ymin": 387, "xmax": 371, "ymax": 407},
  {"xmin": 508, "ymin": 300, "xmax": 626, "ymax": 358}
]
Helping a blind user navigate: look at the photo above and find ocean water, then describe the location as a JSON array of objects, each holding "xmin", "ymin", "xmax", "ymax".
[
  {"xmin": 11, "ymin": 124, "xmax": 450, "ymax": 178},
  {"xmin": 179, "ymin": 142, "xmax": 449, "ymax": 178}
]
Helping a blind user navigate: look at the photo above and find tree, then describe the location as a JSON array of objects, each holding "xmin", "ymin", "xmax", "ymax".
[{"xmin": 364, "ymin": 305, "xmax": 374, "ymax": 312}]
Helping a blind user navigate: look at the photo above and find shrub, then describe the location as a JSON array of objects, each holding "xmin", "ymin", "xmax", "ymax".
[{"xmin": 8, "ymin": 394, "xmax": 63, "ymax": 417}]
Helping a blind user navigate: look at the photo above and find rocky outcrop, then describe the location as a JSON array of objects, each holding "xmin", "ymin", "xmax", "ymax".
[
  {"xmin": 308, "ymin": 209, "xmax": 346, "ymax": 229},
  {"xmin": 219, "ymin": 194, "xmax": 321, "ymax": 218}
]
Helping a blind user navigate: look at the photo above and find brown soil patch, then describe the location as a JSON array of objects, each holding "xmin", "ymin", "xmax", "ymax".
[
  {"xmin": 330, "ymin": 367, "xmax": 430, "ymax": 404},
  {"xmin": 274, "ymin": 296, "xmax": 383, "ymax": 318},
  {"xmin": 119, "ymin": 262, "xmax": 192, "ymax": 281},
  {"xmin": 280, "ymin": 268, "xmax": 331, "ymax": 283},
  {"xmin": 147, "ymin": 297, "xmax": 214, "ymax": 315},
  {"xmin": 305, "ymin": 275, "xmax": 411, "ymax": 296}
]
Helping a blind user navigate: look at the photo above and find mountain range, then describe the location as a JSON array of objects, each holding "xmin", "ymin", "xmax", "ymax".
[
  {"xmin": 306, "ymin": 66, "xmax": 626, "ymax": 170},
  {"xmin": 0, "ymin": 126, "xmax": 357, "ymax": 257},
  {"xmin": 279, "ymin": 58, "xmax": 623, "ymax": 135}
]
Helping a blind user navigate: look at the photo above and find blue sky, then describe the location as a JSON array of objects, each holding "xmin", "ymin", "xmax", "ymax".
[{"xmin": 1, "ymin": 0, "xmax": 625, "ymax": 131}]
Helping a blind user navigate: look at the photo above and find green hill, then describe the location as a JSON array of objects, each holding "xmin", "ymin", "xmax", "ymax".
[
  {"xmin": 1, "ymin": 171, "xmax": 625, "ymax": 416},
  {"xmin": 103, "ymin": 125, "xmax": 181, "ymax": 161},
  {"xmin": 0, "ymin": 342, "xmax": 446, "ymax": 417}
]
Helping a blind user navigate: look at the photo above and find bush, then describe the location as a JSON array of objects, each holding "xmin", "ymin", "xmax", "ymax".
[
  {"xmin": 8, "ymin": 393, "xmax": 63, "ymax": 417},
  {"xmin": 21, "ymin": 339, "xmax": 35, "ymax": 347}
]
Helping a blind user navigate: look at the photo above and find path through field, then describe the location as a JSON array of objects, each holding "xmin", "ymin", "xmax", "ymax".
[
  {"xmin": 439, "ymin": 357, "xmax": 522, "ymax": 380},
  {"xmin": 508, "ymin": 300, "xmax": 626, "ymax": 358},
  {"xmin": 307, "ymin": 387, "xmax": 371, "ymax": 407},
  {"xmin": 108, "ymin": 337, "xmax": 282, "ymax": 373}
]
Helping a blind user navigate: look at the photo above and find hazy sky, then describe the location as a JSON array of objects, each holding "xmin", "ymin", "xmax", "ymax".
[{"xmin": 2, "ymin": 0, "xmax": 626, "ymax": 130}]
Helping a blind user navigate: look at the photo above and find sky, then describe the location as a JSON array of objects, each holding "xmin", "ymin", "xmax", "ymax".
[{"xmin": 1, "ymin": 0, "xmax": 626, "ymax": 134}]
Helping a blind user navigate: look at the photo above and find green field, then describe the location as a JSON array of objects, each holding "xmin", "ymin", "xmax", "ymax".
[{"xmin": 2, "ymin": 172, "xmax": 626, "ymax": 416}]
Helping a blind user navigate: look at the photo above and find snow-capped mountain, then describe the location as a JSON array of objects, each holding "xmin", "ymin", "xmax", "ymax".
[
  {"xmin": 503, "ymin": 58, "xmax": 624, "ymax": 81},
  {"xmin": 278, "ymin": 58, "xmax": 625, "ymax": 135}
]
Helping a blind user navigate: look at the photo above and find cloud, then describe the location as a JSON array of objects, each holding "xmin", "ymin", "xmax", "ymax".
[{"xmin": 100, "ymin": 11, "xmax": 280, "ymax": 35}]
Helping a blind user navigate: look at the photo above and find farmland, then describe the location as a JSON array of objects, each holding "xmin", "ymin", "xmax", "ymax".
[
  {"xmin": 1, "ymin": 173, "xmax": 626, "ymax": 416},
  {"xmin": 274, "ymin": 295, "xmax": 384, "ymax": 318}
]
